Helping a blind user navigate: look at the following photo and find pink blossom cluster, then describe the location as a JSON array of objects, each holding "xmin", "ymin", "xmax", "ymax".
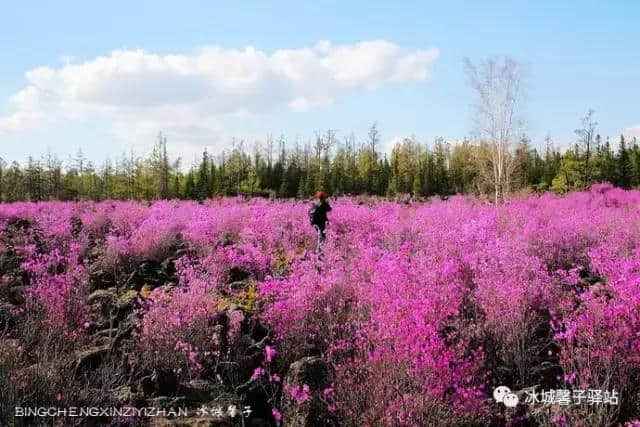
[
  {"xmin": 137, "ymin": 285, "xmax": 219, "ymax": 376},
  {"xmin": 2, "ymin": 185, "xmax": 640, "ymax": 424},
  {"xmin": 284, "ymin": 383, "xmax": 311, "ymax": 404}
]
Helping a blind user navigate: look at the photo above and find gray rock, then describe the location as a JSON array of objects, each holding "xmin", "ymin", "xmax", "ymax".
[
  {"xmin": 147, "ymin": 395, "xmax": 187, "ymax": 409},
  {"xmin": 6, "ymin": 285, "xmax": 27, "ymax": 305},
  {"xmin": 22, "ymin": 362, "xmax": 57, "ymax": 380},
  {"xmin": 73, "ymin": 344, "xmax": 109, "ymax": 373},
  {"xmin": 282, "ymin": 356, "xmax": 331, "ymax": 427},
  {"xmin": 90, "ymin": 335, "xmax": 112, "ymax": 347},
  {"xmin": 180, "ymin": 379, "xmax": 218, "ymax": 403},
  {"xmin": 228, "ymin": 281, "xmax": 250, "ymax": 291},
  {"xmin": 111, "ymin": 385, "xmax": 144, "ymax": 405},
  {"xmin": 86, "ymin": 288, "xmax": 117, "ymax": 304}
]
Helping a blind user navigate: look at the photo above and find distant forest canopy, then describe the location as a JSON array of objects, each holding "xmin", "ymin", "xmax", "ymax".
[{"xmin": 0, "ymin": 123, "xmax": 639, "ymax": 202}]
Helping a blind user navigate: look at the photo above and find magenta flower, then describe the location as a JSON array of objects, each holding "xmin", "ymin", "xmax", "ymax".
[
  {"xmin": 272, "ymin": 408, "xmax": 282, "ymax": 423},
  {"xmin": 251, "ymin": 367, "xmax": 265, "ymax": 381},
  {"xmin": 265, "ymin": 345, "xmax": 277, "ymax": 363}
]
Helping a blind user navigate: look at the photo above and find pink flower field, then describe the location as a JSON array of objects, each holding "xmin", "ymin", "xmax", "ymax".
[{"xmin": 2, "ymin": 184, "xmax": 640, "ymax": 426}]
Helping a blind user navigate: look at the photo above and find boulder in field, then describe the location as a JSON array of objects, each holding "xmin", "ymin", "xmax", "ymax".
[
  {"xmin": 180, "ymin": 379, "xmax": 218, "ymax": 403},
  {"xmin": 73, "ymin": 344, "xmax": 110, "ymax": 374},
  {"xmin": 86, "ymin": 288, "xmax": 117, "ymax": 304},
  {"xmin": 111, "ymin": 385, "xmax": 144, "ymax": 406},
  {"xmin": 146, "ymin": 395, "xmax": 187, "ymax": 409},
  {"xmin": 6, "ymin": 285, "xmax": 27, "ymax": 305},
  {"xmin": 281, "ymin": 356, "xmax": 332, "ymax": 427}
]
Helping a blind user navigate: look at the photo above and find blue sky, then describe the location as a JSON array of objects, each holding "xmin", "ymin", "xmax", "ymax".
[{"xmin": 1, "ymin": 1, "xmax": 639, "ymax": 165}]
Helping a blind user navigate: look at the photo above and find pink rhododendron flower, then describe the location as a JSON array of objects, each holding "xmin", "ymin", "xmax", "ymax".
[{"xmin": 265, "ymin": 345, "xmax": 276, "ymax": 363}]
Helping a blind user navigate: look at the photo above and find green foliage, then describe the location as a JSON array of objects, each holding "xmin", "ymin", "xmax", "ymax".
[
  {"xmin": 551, "ymin": 147, "xmax": 584, "ymax": 192},
  {"xmin": 1, "ymin": 125, "xmax": 639, "ymax": 203}
]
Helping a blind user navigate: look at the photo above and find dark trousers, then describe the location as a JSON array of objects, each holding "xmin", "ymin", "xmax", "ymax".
[{"xmin": 313, "ymin": 224, "xmax": 326, "ymax": 253}]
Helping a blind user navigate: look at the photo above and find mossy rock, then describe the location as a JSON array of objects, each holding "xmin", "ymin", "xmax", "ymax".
[{"xmin": 86, "ymin": 288, "xmax": 118, "ymax": 304}]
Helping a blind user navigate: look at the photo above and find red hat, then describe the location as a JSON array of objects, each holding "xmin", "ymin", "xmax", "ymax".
[{"xmin": 315, "ymin": 191, "xmax": 325, "ymax": 199}]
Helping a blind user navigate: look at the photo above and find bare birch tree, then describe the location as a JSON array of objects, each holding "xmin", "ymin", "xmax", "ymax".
[
  {"xmin": 575, "ymin": 109, "xmax": 597, "ymax": 187},
  {"xmin": 465, "ymin": 57, "xmax": 526, "ymax": 203}
]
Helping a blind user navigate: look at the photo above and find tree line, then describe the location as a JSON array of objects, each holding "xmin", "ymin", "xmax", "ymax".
[{"xmin": 0, "ymin": 121, "xmax": 638, "ymax": 203}]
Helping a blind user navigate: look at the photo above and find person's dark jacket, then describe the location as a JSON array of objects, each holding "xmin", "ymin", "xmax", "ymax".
[{"xmin": 309, "ymin": 200, "xmax": 332, "ymax": 229}]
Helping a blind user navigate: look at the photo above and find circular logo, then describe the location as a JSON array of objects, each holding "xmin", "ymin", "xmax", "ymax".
[
  {"xmin": 503, "ymin": 392, "xmax": 519, "ymax": 408},
  {"xmin": 493, "ymin": 386, "xmax": 511, "ymax": 403}
]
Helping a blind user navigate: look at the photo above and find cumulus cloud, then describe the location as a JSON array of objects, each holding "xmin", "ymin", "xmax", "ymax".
[
  {"xmin": 0, "ymin": 111, "xmax": 48, "ymax": 133},
  {"xmin": 0, "ymin": 40, "xmax": 438, "ymax": 146}
]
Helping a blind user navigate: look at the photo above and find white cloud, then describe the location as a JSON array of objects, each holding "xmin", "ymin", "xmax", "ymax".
[
  {"xmin": 0, "ymin": 111, "xmax": 48, "ymax": 132},
  {"xmin": 383, "ymin": 136, "xmax": 406, "ymax": 155},
  {"xmin": 623, "ymin": 125, "xmax": 640, "ymax": 141},
  {"xmin": 0, "ymin": 40, "xmax": 438, "ymax": 147}
]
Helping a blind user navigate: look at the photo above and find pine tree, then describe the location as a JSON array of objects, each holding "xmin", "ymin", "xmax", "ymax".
[
  {"xmin": 600, "ymin": 136, "xmax": 616, "ymax": 184},
  {"xmin": 185, "ymin": 171, "xmax": 197, "ymax": 199},
  {"xmin": 629, "ymin": 137, "xmax": 640, "ymax": 187},
  {"xmin": 617, "ymin": 134, "xmax": 632, "ymax": 189},
  {"xmin": 196, "ymin": 150, "xmax": 211, "ymax": 199}
]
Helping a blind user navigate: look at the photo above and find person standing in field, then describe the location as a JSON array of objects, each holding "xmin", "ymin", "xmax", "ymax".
[{"xmin": 309, "ymin": 190, "xmax": 332, "ymax": 254}]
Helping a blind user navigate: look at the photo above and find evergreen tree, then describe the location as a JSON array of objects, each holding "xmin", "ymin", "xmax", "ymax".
[
  {"xmin": 196, "ymin": 150, "xmax": 211, "ymax": 199},
  {"xmin": 185, "ymin": 171, "xmax": 197, "ymax": 199},
  {"xmin": 616, "ymin": 134, "xmax": 632, "ymax": 188},
  {"xmin": 629, "ymin": 136, "xmax": 640, "ymax": 187}
]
